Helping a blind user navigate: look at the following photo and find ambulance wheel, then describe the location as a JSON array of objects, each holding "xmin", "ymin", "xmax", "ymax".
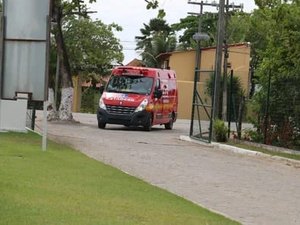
[
  {"xmin": 144, "ymin": 116, "xmax": 152, "ymax": 131},
  {"xmin": 98, "ymin": 121, "xmax": 106, "ymax": 129},
  {"xmin": 164, "ymin": 118, "xmax": 173, "ymax": 130}
]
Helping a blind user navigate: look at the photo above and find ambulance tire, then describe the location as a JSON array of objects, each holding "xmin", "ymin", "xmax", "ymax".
[
  {"xmin": 98, "ymin": 121, "xmax": 106, "ymax": 129},
  {"xmin": 144, "ymin": 115, "xmax": 152, "ymax": 131},
  {"xmin": 164, "ymin": 118, "xmax": 173, "ymax": 130}
]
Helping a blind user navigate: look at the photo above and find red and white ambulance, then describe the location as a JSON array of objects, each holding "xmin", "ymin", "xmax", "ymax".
[{"xmin": 97, "ymin": 66, "xmax": 178, "ymax": 131}]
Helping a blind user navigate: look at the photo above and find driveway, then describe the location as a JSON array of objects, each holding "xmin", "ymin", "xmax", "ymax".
[{"xmin": 35, "ymin": 112, "xmax": 300, "ymax": 225}]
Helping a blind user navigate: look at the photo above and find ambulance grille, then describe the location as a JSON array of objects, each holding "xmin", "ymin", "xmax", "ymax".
[{"xmin": 106, "ymin": 105, "xmax": 136, "ymax": 115}]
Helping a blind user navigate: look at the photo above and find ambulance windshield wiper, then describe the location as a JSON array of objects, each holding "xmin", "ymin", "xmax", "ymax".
[
  {"xmin": 123, "ymin": 91, "xmax": 145, "ymax": 95},
  {"xmin": 106, "ymin": 89, "xmax": 122, "ymax": 93}
]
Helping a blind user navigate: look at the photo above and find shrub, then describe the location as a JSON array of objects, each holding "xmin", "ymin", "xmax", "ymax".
[
  {"xmin": 81, "ymin": 87, "xmax": 99, "ymax": 113},
  {"xmin": 213, "ymin": 119, "xmax": 228, "ymax": 142},
  {"xmin": 243, "ymin": 128, "xmax": 264, "ymax": 143}
]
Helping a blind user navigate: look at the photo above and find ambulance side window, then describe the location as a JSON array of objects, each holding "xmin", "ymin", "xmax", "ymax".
[
  {"xmin": 154, "ymin": 79, "xmax": 163, "ymax": 99},
  {"xmin": 155, "ymin": 79, "xmax": 161, "ymax": 90}
]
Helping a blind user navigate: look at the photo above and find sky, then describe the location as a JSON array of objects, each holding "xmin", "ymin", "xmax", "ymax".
[{"xmin": 87, "ymin": 0, "xmax": 257, "ymax": 65}]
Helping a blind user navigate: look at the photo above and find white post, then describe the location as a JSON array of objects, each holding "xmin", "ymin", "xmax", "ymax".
[
  {"xmin": 42, "ymin": 101, "xmax": 48, "ymax": 151},
  {"xmin": 0, "ymin": 100, "xmax": 2, "ymax": 131}
]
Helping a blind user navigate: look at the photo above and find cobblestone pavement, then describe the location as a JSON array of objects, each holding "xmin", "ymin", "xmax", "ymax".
[{"xmin": 36, "ymin": 112, "xmax": 300, "ymax": 225}]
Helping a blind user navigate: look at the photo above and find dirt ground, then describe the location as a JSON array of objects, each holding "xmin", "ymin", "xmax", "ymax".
[{"xmin": 35, "ymin": 112, "xmax": 300, "ymax": 225}]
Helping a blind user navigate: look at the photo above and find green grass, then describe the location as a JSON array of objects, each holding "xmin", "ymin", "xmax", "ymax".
[
  {"xmin": 0, "ymin": 132, "xmax": 240, "ymax": 225},
  {"xmin": 228, "ymin": 141, "xmax": 300, "ymax": 161}
]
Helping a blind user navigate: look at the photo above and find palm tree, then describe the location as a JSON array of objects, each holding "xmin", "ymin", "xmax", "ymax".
[
  {"xmin": 135, "ymin": 18, "xmax": 176, "ymax": 68},
  {"xmin": 141, "ymin": 34, "xmax": 176, "ymax": 68}
]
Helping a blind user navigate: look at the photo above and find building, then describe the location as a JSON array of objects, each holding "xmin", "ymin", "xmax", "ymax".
[{"xmin": 158, "ymin": 43, "xmax": 251, "ymax": 119}]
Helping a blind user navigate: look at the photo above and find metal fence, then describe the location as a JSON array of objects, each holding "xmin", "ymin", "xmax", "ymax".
[
  {"xmin": 189, "ymin": 68, "xmax": 300, "ymax": 150},
  {"xmin": 26, "ymin": 101, "xmax": 43, "ymax": 130},
  {"xmin": 232, "ymin": 72, "xmax": 300, "ymax": 150},
  {"xmin": 190, "ymin": 70, "xmax": 214, "ymax": 143}
]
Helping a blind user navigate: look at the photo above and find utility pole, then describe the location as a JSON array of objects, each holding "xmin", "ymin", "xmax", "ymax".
[
  {"xmin": 212, "ymin": 0, "xmax": 225, "ymax": 120},
  {"xmin": 222, "ymin": 0, "xmax": 230, "ymax": 121},
  {"xmin": 0, "ymin": 13, "xmax": 2, "ymax": 100},
  {"xmin": 212, "ymin": 0, "xmax": 243, "ymax": 120},
  {"xmin": 222, "ymin": 0, "xmax": 243, "ymax": 121}
]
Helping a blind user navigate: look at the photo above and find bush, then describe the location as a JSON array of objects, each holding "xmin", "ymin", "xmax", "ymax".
[
  {"xmin": 213, "ymin": 119, "xmax": 228, "ymax": 142},
  {"xmin": 243, "ymin": 128, "xmax": 264, "ymax": 143},
  {"xmin": 81, "ymin": 87, "xmax": 99, "ymax": 113},
  {"xmin": 205, "ymin": 73, "xmax": 244, "ymax": 120}
]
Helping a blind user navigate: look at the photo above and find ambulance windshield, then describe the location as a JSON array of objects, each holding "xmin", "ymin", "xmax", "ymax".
[{"xmin": 106, "ymin": 76, "xmax": 153, "ymax": 95}]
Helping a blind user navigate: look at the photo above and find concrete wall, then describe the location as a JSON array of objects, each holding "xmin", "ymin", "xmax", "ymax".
[
  {"xmin": 72, "ymin": 76, "xmax": 82, "ymax": 112},
  {"xmin": 0, "ymin": 98, "xmax": 28, "ymax": 132},
  {"xmin": 168, "ymin": 44, "xmax": 251, "ymax": 119}
]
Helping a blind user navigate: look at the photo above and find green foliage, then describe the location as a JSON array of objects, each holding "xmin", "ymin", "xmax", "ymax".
[
  {"xmin": 0, "ymin": 132, "xmax": 240, "ymax": 225},
  {"xmin": 63, "ymin": 17, "xmax": 123, "ymax": 76},
  {"xmin": 227, "ymin": 12, "xmax": 251, "ymax": 44},
  {"xmin": 57, "ymin": 0, "xmax": 97, "ymax": 14},
  {"xmin": 145, "ymin": 0, "xmax": 159, "ymax": 9},
  {"xmin": 247, "ymin": 2, "xmax": 300, "ymax": 148},
  {"xmin": 171, "ymin": 11, "xmax": 251, "ymax": 50},
  {"xmin": 213, "ymin": 119, "xmax": 228, "ymax": 142},
  {"xmin": 243, "ymin": 129, "xmax": 264, "ymax": 143},
  {"xmin": 80, "ymin": 87, "xmax": 99, "ymax": 113},
  {"xmin": 171, "ymin": 13, "xmax": 218, "ymax": 49},
  {"xmin": 250, "ymin": 79, "xmax": 300, "ymax": 148},
  {"xmin": 136, "ymin": 18, "xmax": 176, "ymax": 68},
  {"xmin": 48, "ymin": 43, "xmax": 59, "ymax": 89},
  {"xmin": 254, "ymin": 0, "xmax": 283, "ymax": 9},
  {"xmin": 205, "ymin": 73, "xmax": 244, "ymax": 120}
]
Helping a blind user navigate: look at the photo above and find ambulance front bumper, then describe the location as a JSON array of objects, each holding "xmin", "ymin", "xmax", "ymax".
[{"xmin": 97, "ymin": 107, "xmax": 151, "ymax": 127}]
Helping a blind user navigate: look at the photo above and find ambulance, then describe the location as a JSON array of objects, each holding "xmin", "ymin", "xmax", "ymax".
[{"xmin": 97, "ymin": 66, "xmax": 178, "ymax": 131}]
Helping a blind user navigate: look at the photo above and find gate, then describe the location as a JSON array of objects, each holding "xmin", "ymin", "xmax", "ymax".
[{"xmin": 190, "ymin": 69, "xmax": 214, "ymax": 143}]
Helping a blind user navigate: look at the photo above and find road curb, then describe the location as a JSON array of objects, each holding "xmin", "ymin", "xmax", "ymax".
[{"xmin": 179, "ymin": 135, "xmax": 300, "ymax": 168}]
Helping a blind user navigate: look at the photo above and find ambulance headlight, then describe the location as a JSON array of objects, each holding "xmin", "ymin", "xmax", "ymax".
[
  {"xmin": 99, "ymin": 98, "xmax": 106, "ymax": 110},
  {"xmin": 135, "ymin": 99, "xmax": 148, "ymax": 112}
]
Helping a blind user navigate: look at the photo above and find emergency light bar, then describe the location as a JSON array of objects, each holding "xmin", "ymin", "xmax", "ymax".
[{"xmin": 118, "ymin": 68, "xmax": 150, "ymax": 76}]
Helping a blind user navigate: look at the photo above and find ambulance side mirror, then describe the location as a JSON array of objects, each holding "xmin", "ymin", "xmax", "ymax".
[{"xmin": 154, "ymin": 89, "xmax": 163, "ymax": 99}]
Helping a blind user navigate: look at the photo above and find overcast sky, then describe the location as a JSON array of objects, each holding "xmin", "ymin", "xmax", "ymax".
[{"xmin": 87, "ymin": 0, "xmax": 257, "ymax": 64}]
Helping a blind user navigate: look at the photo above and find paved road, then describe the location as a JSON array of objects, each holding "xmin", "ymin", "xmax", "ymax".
[{"xmin": 36, "ymin": 112, "xmax": 300, "ymax": 225}]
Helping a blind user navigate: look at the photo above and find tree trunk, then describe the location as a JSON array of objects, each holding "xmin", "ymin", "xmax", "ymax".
[
  {"xmin": 52, "ymin": 0, "xmax": 74, "ymax": 121},
  {"xmin": 59, "ymin": 87, "xmax": 73, "ymax": 120},
  {"xmin": 47, "ymin": 88, "xmax": 59, "ymax": 120}
]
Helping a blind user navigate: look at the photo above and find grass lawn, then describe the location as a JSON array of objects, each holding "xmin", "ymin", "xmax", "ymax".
[
  {"xmin": 0, "ymin": 132, "xmax": 240, "ymax": 225},
  {"xmin": 228, "ymin": 141, "xmax": 300, "ymax": 161}
]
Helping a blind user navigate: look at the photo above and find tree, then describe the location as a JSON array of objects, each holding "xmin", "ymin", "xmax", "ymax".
[
  {"xmin": 254, "ymin": 0, "xmax": 283, "ymax": 9},
  {"xmin": 171, "ymin": 11, "xmax": 250, "ymax": 50},
  {"xmin": 64, "ymin": 17, "xmax": 123, "ymax": 76},
  {"xmin": 247, "ymin": 2, "xmax": 300, "ymax": 147},
  {"xmin": 145, "ymin": 0, "xmax": 159, "ymax": 9},
  {"xmin": 136, "ymin": 18, "xmax": 176, "ymax": 67},
  {"xmin": 50, "ymin": 0, "xmax": 125, "ymax": 120},
  {"xmin": 226, "ymin": 12, "xmax": 251, "ymax": 44},
  {"xmin": 205, "ymin": 73, "xmax": 244, "ymax": 121},
  {"xmin": 49, "ymin": 0, "xmax": 160, "ymax": 121},
  {"xmin": 141, "ymin": 33, "xmax": 176, "ymax": 67},
  {"xmin": 172, "ymin": 13, "xmax": 218, "ymax": 50},
  {"xmin": 51, "ymin": 0, "xmax": 98, "ymax": 120}
]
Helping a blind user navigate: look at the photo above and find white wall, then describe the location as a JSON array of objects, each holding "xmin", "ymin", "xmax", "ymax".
[{"xmin": 0, "ymin": 98, "xmax": 28, "ymax": 132}]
